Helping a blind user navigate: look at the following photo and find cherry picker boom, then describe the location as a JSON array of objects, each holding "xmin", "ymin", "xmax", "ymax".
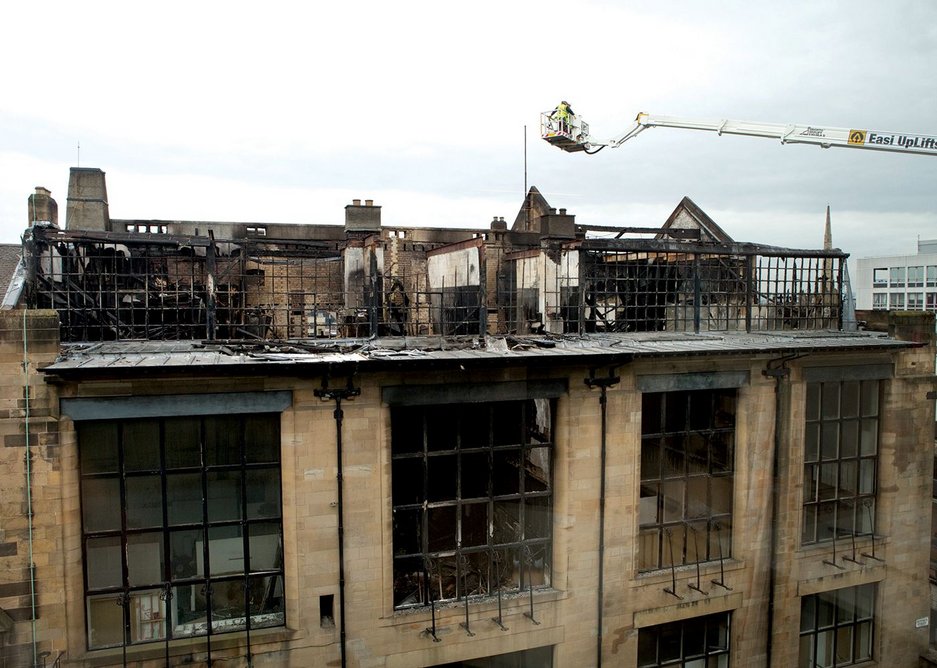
[{"xmin": 540, "ymin": 109, "xmax": 937, "ymax": 156}]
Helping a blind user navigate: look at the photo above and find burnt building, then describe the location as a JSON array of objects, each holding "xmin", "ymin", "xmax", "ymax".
[{"xmin": 0, "ymin": 167, "xmax": 934, "ymax": 667}]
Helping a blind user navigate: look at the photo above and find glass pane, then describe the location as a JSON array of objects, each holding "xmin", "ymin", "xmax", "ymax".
[
  {"xmin": 664, "ymin": 393, "xmax": 687, "ymax": 433},
  {"xmin": 639, "ymin": 528, "xmax": 660, "ymax": 571},
  {"xmin": 245, "ymin": 468, "xmax": 280, "ymax": 519},
  {"xmin": 659, "ymin": 623, "xmax": 681, "ymax": 662},
  {"xmin": 167, "ymin": 472, "xmax": 203, "ymax": 525},
  {"xmin": 123, "ymin": 420, "xmax": 160, "ymax": 472},
  {"xmin": 798, "ymin": 635, "xmax": 814, "ymax": 668},
  {"xmin": 460, "ymin": 404, "xmax": 489, "ymax": 448},
  {"xmin": 492, "ymin": 450, "xmax": 521, "ymax": 496},
  {"xmin": 663, "ymin": 439, "xmax": 686, "ymax": 478},
  {"xmin": 641, "ymin": 438, "xmax": 662, "ymax": 481},
  {"xmin": 427, "ymin": 505, "xmax": 457, "ymax": 552},
  {"xmin": 165, "ymin": 417, "xmax": 201, "ymax": 469},
  {"xmin": 686, "ymin": 434, "xmax": 708, "ymax": 474},
  {"xmin": 393, "ymin": 556, "xmax": 424, "ymax": 607},
  {"xmin": 640, "ymin": 484, "xmax": 659, "ymax": 525},
  {"xmin": 818, "ymin": 463, "xmax": 837, "ymax": 501},
  {"xmin": 211, "ymin": 579, "xmax": 246, "ymax": 633},
  {"xmin": 821, "ymin": 383, "xmax": 840, "ymax": 419},
  {"xmin": 127, "ymin": 532, "xmax": 164, "ymax": 586},
  {"xmin": 835, "ymin": 625, "xmax": 854, "ymax": 664},
  {"xmin": 662, "ymin": 527, "xmax": 685, "ymax": 567},
  {"xmin": 492, "ymin": 402, "xmax": 523, "ymax": 446},
  {"xmin": 207, "ymin": 471, "xmax": 242, "ymax": 522},
  {"xmin": 816, "ymin": 502, "xmax": 836, "ymax": 542},
  {"xmin": 391, "ymin": 407, "xmax": 424, "ymax": 454},
  {"xmin": 86, "ymin": 536, "xmax": 122, "ymax": 589},
  {"xmin": 428, "ymin": 454, "xmax": 458, "ymax": 501},
  {"xmin": 855, "ymin": 621, "xmax": 872, "ymax": 660},
  {"xmin": 392, "ymin": 457, "xmax": 423, "ymax": 506},
  {"xmin": 82, "ymin": 477, "xmax": 121, "ymax": 532},
  {"xmin": 207, "ymin": 525, "xmax": 245, "ymax": 577},
  {"xmin": 841, "ymin": 381, "xmax": 859, "ymax": 419},
  {"xmin": 801, "ymin": 596, "xmax": 816, "ymax": 631},
  {"xmin": 711, "ymin": 476, "xmax": 733, "ymax": 515},
  {"xmin": 79, "ymin": 422, "xmax": 119, "ymax": 474},
  {"xmin": 805, "ymin": 383, "xmax": 820, "ymax": 421},
  {"xmin": 860, "ymin": 382, "xmax": 879, "ymax": 417},
  {"xmin": 525, "ymin": 495, "xmax": 551, "ymax": 540},
  {"xmin": 804, "ymin": 464, "xmax": 819, "ymax": 503},
  {"xmin": 171, "ymin": 529, "xmax": 203, "ymax": 580},
  {"xmin": 711, "ymin": 433, "xmax": 733, "ymax": 473},
  {"xmin": 249, "ymin": 523, "xmax": 282, "ymax": 571},
  {"xmin": 804, "ymin": 424, "xmax": 820, "ymax": 462},
  {"xmin": 87, "ymin": 593, "xmax": 125, "ymax": 648},
  {"xmin": 836, "ymin": 500, "xmax": 855, "ymax": 537},
  {"xmin": 427, "ymin": 408, "xmax": 458, "ymax": 451},
  {"xmin": 859, "ymin": 459, "xmax": 875, "ymax": 495},
  {"xmin": 662, "ymin": 480, "xmax": 684, "ymax": 523},
  {"xmin": 839, "ymin": 460, "xmax": 858, "ymax": 496},
  {"xmin": 524, "ymin": 447, "xmax": 550, "ymax": 492},
  {"xmin": 836, "ymin": 586, "xmax": 856, "ymax": 622},
  {"xmin": 205, "ymin": 416, "xmax": 241, "ymax": 466},
  {"xmin": 491, "ymin": 501, "xmax": 520, "ymax": 545},
  {"xmin": 840, "ymin": 420, "xmax": 858, "ymax": 458},
  {"xmin": 855, "ymin": 583, "xmax": 875, "ymax": 619},
  {"xmin": 686, "ymin": 477, "xmax": 709, "ymax": 518},
  {"xmin": 820, "ymin": 423, "xmax": 839, "ymax": 460},
  {"xmin": 637, "ymin": 628, "xmax": 658, "ymax": 666},
  {"xmin": 860, "ymin": 419, "xmax": 878, "ymax": 456},
  {"xmin": 129, "ymin": 589, "xmax": 166, "ymax": 643},
  {"xmin": 802, "ymin": 505, "xmax": 817, "ymax": 543},
  {"xmin": 686, "ymin": 521, "xmax": 708, "ymax": 562},
  {"xmin": 642, "ymin": 392, "xmax": 663, "ymax": 436},
  {"xmin": 172, "ymin": 583, "xmax": 208, "ymax": 637},
  {"xmin": 126, "ymin": 475, "xmax": 163, "ymax": 529},
  {"xmin": 461, "ymin": 451, "xmax": 489, "ymax": 499},
  {"xmin": 244, "ymin": 414, "xmax": 279, "ymax": 463},
  {"xmin": 460, "ymin": 502, "xmax": 488, "ymax": 547},
  {"xmin": 683, "ymin": 615, "xmax": 706, "ymax": 656},
  {"xmin": 248, "ymin": 574, "xmax": 285, "ymax": 628}
]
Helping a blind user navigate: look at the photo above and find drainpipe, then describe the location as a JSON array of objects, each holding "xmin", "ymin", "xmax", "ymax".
[
  {"xmin": 23, "ymin": 309, "xmax": 38, "ymax": 667},
  {"xmin": 315, "ymin": 370, "xmax": 360, "ymax": 668},
  {"xmin": 585, "ymin": 367, "xmax": 620, "ymax": 668},
  {"xmin": 762, "ymin": 355, "xmax": 799, "ymax": 667}
]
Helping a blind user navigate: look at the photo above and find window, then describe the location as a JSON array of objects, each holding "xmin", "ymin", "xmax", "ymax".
[
  {"xmin": 927, "ymin": 292, "xmax": 937, "ymax": 312},
  {"xmin": 889, "ymin": 293, "xmax": 904, "ymax": 309},
  {"xmin": 639, "ymin": 389, "xmax": 736, "ymax": 571},
  {"xmin": 802, "ymin": 380, "xmax": 879, "ymax": 544},
  {"xmin": 391, "ymin": 400, "xmax": 553, "ymax": 609},
  {"xmin": 908, "ymin": 292, "xmax": 924, "ymax": 310},
  {"xmin": 799, "ymin": 584, "xmax": 875, "ymax": 667},
  {"xmin": 872, "ymin": 268, "xmax": 888, "ymax": 287},
  {"xmin": 889, "ymin": 266, "xmax": 905, "ymax": 287},
  {"xmin": 430, "ymin": 646, "xmax": 553, "ymax": 667},
  {"xmin": 871, "ymin": 293, "xmax": 886, "ymax": 310},
  {"xmin": 79, "ymin": 414, "xmax": 284, "ymax": 650},
  {"xmin": 908, "ymin": 265, "xmax": 924, "ymax": 287},
  {"xmin": 927, "ymin": 265, "xmax": 937, "ymax": 288},
  {"xmin": 637, "ymin": 612, "xmax": 731, "ymax": 667},
  {"xmin": 246, "ymin": 226, "xmax": 267, "ymax": 236}
]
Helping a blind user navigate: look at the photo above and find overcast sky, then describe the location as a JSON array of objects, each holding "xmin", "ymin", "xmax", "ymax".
[{"xmin": 2, "ymin": 1, "xmax": 935, "ymax": 261}]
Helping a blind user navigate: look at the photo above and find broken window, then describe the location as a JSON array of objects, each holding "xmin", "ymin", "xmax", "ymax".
[
  {"xmin": 799, "ymin": 584, "xmax": 875, "ymax": 667},
  {"xmin": 79, "ymin": 413, "xmax": 284, "ymax": 650},
  {"xmin": 391, "ymin": 399, "xmax": 553, "ymax": 609},
  {"xmin": 639, "ymin": 389, "xmax": 736, "ymax": 571},
  {"xmin": 802, "ymin": 380, "xmax": 879, "ymax": 545},
  {"xmin": 637, "ymin": 611, "xmax": 731, "ymax": 667}
]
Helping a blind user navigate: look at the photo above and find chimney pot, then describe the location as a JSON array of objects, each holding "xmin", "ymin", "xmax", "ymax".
[
  {"xmin": 559, "ymin": 208, "xmax": 567, "ymax": 215},
  {"xmin": 353, "ymin": 199, "xmax": 361, "ymax": 206},
  {"xmin": 548, "ymin": 208, "xmax": 556, "ymax": 214},
  {"xmin": 365, "ymin": 199, "xmax": 373, "ymax": 207}
]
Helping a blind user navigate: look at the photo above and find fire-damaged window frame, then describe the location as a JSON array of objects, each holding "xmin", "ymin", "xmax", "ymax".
[
  {"xmin": 637, "ymin": 372, "xmax": 745, "ymax": 573},
  {"xmin": 64, "ymin": 391, "xmax": 290, "ymax": 652},
  {"xmin": 384, "ymin": 380, "xmax": 565, "ymax": 611},
  {"xmin": 801, "ymin": 365, "xmax": 889, "ymax": 546}
]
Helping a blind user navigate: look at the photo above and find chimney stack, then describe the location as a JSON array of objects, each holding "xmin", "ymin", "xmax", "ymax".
[
  {"xmin": 28, "ymin": 187, "xmax": 58, "ymax": 227},
  {"xmin": 66, "ymin": 167, "xmax": 109, "ymax": 231},
  {"xmin": 345, "ymin": 198, "xmax": 382, "ymax": 236}
]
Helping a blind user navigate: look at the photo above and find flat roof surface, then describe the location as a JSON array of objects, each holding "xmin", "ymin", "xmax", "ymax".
[{"xmin": 42, "ymin": 330, "xmax": 913, "ymax": 376}]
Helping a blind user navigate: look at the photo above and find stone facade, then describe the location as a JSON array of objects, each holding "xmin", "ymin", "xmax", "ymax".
[{"xmin": 0, "ymin": 310, "xmax": 933, "ymax": 667}]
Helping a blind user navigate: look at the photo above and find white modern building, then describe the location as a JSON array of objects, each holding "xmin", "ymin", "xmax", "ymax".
[{"xmin": 853, "ymin": 239, "xmax": 937, "ymax": 312}]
